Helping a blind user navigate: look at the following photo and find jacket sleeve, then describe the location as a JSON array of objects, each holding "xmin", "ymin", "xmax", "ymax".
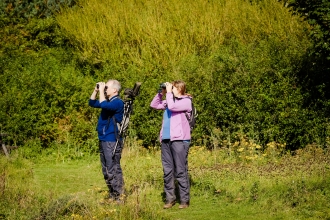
[
  {"xmin": 89, "ymin": 99, "xmax": 101, "ymax": 108},
  {"xmin": 100, "ymin": 99, "xmax": 123, "ymax": 111},
  {"xmin": 150, "ymin": 93, "xmax": 167, "ymax": 110},
  {"xmin": 166, "ymin": 93, "xmax": 192, "ymax": 112}
]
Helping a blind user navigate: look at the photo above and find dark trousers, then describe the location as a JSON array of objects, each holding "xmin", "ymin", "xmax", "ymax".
[
  {"xmin": 99, "ymin": 141, "xmax": 124, "ymax": 199},
  {"xmin": 161, "ymin": 140, "xmax": 190, "ymax": 203}
]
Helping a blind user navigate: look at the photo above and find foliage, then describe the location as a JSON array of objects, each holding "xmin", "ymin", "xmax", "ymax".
[
  {"xmin": 282, "ymin": 0, "xmax": 330, "ymax": 60},
  {"xmin": 37, "ymin": 195, "xmax": 90, "ymax": 220},
  {"xmin": 1, "ymin": 0, "xmax": 329, "ymax": 153},
  {"xmin": 0, "ymin": 1, "xmax": 74, "ymax": 54},
  {"xmin": 0, "ymin": 6, "xmax": 72, "ymax": 55},
  {"xmin": 0, "ymin": 156, "xmax": 46, "ymax": 219},
  {"xmin": 280, "ymin": 0, "xmax": 330, "ymax": 117},
  {"xmin": 56, "ymin": 0, "xmax": 306, "ymax": 66},
  {"xmin": 0, "ymin": 51, "xmax": 97, "ymax": 150},
  {"xmin": 55, "ymin": 0, "xmax": 319, "ymax": 149},
  {"xmin": 183, "ymin": 38, "xmax": 326, "ymax": 150},
  {"xmin": 0, "ymin": 0, "xmax": 76, "ymax": 19},
  {"xmin": 0, "ymin": 1, "xmax": 91, "ymax": 152}
]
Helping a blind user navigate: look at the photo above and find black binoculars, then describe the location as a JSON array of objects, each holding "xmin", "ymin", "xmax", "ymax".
[
  {"xmin": 159, "ymin": 83, "xmax": 166, "ymax": 89},
  {"xmin": 96, "ymin": 84, "xmax": 108, "ymax": 90}
]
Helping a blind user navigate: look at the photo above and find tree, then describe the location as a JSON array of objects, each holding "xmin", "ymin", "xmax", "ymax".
[
  {"xmin": 282, "ymin": 0, "xmax": 330, "ymax": 61},
  {"xmin": 0, "ymin": 0, "xmax": 76, "ymax": 19},
  {"xmin": 281, "ymin": 0, "xmax": 330, "ymax": 117}
]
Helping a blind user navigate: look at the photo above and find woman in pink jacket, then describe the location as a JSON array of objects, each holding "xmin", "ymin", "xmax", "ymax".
[{"xmin": 150, "ymin": 80, "xmax": 192, "ymax": 209}]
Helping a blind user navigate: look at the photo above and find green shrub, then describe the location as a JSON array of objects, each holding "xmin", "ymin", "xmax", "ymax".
[
  {"xmin": 0, "ymin": 0, "xmax": 76, "ymax": 19},
  {"xmin": 0, "ymin": 50, "xmax": 96, "ymax": 150}
]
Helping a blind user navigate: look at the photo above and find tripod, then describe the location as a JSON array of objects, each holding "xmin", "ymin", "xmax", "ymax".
[
  {"xmin": 112, "ymin": 82, "xmax": 141, "ymax": 157},
  {"xmin": 112, "ymin": 99, "xmax": 134, "ymax": 157}
]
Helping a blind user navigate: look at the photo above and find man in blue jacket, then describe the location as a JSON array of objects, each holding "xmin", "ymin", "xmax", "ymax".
[{"xmin": 89, "ymin": 79, "xmax": 124, "ymax": 202}]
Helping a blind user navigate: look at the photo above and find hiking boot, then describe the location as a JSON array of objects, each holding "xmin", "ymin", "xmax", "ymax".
[
  {"xmin": 178, "ymin": 202, "xmax": 189, "ymax": 209},
  {"xmin": 163, "ymin": 200, "xmax": 176, "ymax": 209}
]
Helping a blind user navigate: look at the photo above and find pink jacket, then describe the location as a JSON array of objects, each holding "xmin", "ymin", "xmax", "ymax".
[{"xmin": 150, "ymin": 92, "xmax": 192, "ymax": 142}]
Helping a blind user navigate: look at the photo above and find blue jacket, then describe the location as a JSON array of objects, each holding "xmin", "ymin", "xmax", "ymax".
[{"xmin": 89, "ymin": 95, "xmax": 124, "ymax": 141}]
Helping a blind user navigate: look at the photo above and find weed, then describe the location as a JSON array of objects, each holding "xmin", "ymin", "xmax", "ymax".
[{"xmin": 36, "ymin": 195, "xmax": 91, "ymax": 220}]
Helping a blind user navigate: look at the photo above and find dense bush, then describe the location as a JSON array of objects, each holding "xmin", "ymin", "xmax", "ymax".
[
  {"xmin": 0, "ymin": 51, "xmax": 96, "ymax": 148},
  {"xmin": 280, "ymin": 0, "xmax": 330, "ymax": 120},
  {"xmin": 0, "ymin": 0, "xmax": 76, "ymax": 19},
  {"xmin": 281, "ymin": 0, "xmax": 330, "ymax": 60}
]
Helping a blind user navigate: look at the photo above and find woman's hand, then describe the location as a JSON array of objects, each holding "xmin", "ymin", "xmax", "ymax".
[
  {"xmin": 161, "ymin": 88, "xmax": 166, "ymax": 96},
  {"xmin": 165, "ymin": 82, "xmax": 173, "ymax": 93}
]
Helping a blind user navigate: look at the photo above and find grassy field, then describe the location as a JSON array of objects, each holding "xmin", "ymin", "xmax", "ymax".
[{"xmin": 1, "ymin": 142, "xmax": 329, "ymax": 219}]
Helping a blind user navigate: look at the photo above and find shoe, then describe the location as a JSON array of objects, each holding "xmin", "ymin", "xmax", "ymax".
[
  {"xmin": 178, "ymin": 202, "xmax": 189, "ymax": 209},
  {"xmin": 163, "ymin": 200, "xmax": 176, "ymax": 209}
]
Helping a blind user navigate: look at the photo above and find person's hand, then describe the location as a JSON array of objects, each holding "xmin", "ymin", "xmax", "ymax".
[
  {"xmin": 165, "ymin": 82, "xmax": 173, "ymax": 93},
  {"xmin": 97, "ymin": 82, "xmax": 106, "ymax": 91},
  {"xmin": 94, "ymin": 83, "xmax": 99, "ymax": 92}
]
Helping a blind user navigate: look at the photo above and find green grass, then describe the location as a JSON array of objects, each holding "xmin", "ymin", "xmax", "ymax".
[
  {"xmin": 1, "ymin": 144, "xmax": 329, "ymax": 219},
  {"xmin": 30, "ymin": 161, "xmax": 291, "ymax": 220},
  {"xmin": 33, "ymin": 160, "xmax": 102, "ymax": 197}
]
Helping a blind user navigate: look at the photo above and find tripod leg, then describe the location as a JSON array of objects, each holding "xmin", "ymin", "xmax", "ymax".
[
  {"xmin": 112, "ymin": 140, "xmax": 119, "ymax": 158},
  {"xmin": 2, "ymin": 144, "xmax": 9, "ymax": 158}
]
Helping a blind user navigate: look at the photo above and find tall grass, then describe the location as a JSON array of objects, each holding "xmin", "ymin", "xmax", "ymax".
[{"xmin": 57, "ymin": 0, "xmax": 307, "ymax": 66}]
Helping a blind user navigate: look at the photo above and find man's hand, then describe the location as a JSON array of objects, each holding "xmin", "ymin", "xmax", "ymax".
[
  {"xmin": 91, "ymin": 82, "xmax": 102, "ymax": 100},
  {"xmin": 97, "ymin": 82, "xmax": 107, "ymax": 103},
  {"xmin": 94, "ymin": 84, "xmax": 99, "ymax": 92},
  {"xmin": 98, "ymin": 82, "xmax": 106, "ymax": 92}
]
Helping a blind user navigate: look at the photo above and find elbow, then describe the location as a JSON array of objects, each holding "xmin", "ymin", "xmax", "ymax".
[
  {"xmin": 150, "ymin": 101, "xmax": 158, "ymax": 108},
  {"xmin": 150, "ymin": 105, "xmax": 158, "ymax": 109}
]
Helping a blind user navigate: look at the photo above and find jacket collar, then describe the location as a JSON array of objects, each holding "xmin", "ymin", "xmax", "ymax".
[
  {"xmin": 108, "ymin": 95, "xmax": 120, "ymax": 102},
  {"xmin": 175, "ymin": 95, "xmax": 190, "ymax": 100}
]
